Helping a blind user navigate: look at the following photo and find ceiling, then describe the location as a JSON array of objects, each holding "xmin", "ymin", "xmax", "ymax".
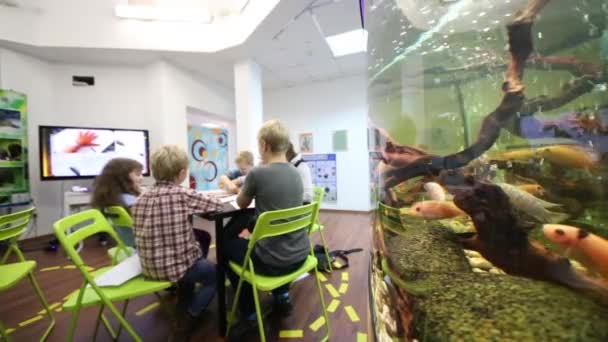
[{"xmin": 0, "ymin": 0, "xmax": 366, "ymax": 89}]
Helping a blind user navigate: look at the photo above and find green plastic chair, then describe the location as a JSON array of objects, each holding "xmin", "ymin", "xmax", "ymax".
[
  {"xmin": 103, "ymin": 206, "xmax": 134, "ymax": 263},
  {"xmin": 54, "ymin": 209, "xmax": 172, "ymax": 342},
  {"xmin": 0, "ymin": 207, "xmax": 55, "ymax": 341},
  {"xmin": 311, "ymin": 186, "xmax": 332, "ymax": 271},
  {"xmin": 227, "ymin": 202, "xmax": 330, "ymax": 342}
]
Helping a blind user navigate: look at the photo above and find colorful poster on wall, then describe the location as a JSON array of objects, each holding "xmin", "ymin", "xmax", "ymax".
[
  {"xmin": 299, "ymin": 133, "xmax": 313, "ymax": 153},
  {"xmin": 187, "ymin": 125, "xmax": 229, "ymax": 191},
  {"xmin": 302, "ymin": 153, "xmax": 337, "ymax": 202},
  {"xmin": 0, "ymin": 89, "xmax": 30, "ymax": 206}
]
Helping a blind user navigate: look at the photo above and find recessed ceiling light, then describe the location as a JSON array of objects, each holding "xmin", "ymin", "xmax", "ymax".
[{"xmin": 325, "ymin": 29, "xmax": 368, "ymax": 57}]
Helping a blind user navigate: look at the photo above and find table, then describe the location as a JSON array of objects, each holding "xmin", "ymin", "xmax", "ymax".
[{"xmin": 198, "ymin": 203, "xmax": 254, "ymax": 337}]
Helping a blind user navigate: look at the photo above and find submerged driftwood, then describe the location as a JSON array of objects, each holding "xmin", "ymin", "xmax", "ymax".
[
  {"xmin": 376, "ymin": 0, "xmax": 607, "ymax": 193},
  {"xmin": 452, "ymin": 177, "xmax": 608, "ymax": 297}
]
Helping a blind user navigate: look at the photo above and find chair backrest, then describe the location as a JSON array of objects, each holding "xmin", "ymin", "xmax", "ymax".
[
  {"xmin": 103, "ymin": 206, "xmax": 134, "ymax": 228},
  {"xmin": 54, "ymin": 209, "xmax": 128, "ymax": 269},
  {"xmin": 0, "ymin": 207, "xmax": 35, "ymax": 242},
  {"xmin": 0, "ymin": 207, "xmax": 35, "ymax": 263},
  {"xmin": 248, "ymin": 202, "xmax": 319, "ymax": 248},
  {"xmin": 313, "ymin": 186, "xmax": 325, "ymax": 204}
]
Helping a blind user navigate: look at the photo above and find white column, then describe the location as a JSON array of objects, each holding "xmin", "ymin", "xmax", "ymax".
[{"xmin": 234, "ymin": 60, "xmax": 263, "ymax": 155}]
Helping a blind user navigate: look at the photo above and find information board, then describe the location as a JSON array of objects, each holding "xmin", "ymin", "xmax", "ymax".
[{"xmin": 302, "ymin": 153, "xmax": 337, "ymax": 202}]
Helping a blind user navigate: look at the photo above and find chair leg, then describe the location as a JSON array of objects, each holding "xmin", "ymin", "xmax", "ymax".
[
  {"xmin": 27, "ymin": 273, "xmax": 56, "ymax": 341},
  {"xmin": 114, "ymin": 300, "xmax": 130, "ymax": 340},
  {"xmin": 314, "ymin": 267, "xmax": 331, "ymax": 342},
  {"xmin": 66, "ymin": 308, "xmax": 81, "ymax": 342},
  {"xmin": 0, "ymin": 320, "xmax": 12, "ymax": 342},
  {"xmin": 104, "ymin": 300, "xmax": 141, "ymax": 342},
  {"xmin": 251, "ymin": 282, "xmax": 266, "ymax": 342},
  {"xmin": 226, "ymin": 276, "xmax": 246, "ymax": 337},
  {"xmin": 100, "ymin": 314, "xmax": 117, "ymax": 340},
  {"xmin": 92, "ymin": 305, "xmax": 105, "ymax": 342},
  {"xmin": 318, "ymin": 229, "xmax": 333, "ymax": 272}
]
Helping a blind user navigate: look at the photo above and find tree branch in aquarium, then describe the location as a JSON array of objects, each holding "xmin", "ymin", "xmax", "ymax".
[{"xmin": 382, "ymin": 0, "xmax": 545, "ymax": 190}]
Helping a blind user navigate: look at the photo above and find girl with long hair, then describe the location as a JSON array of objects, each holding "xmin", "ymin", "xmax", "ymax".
[{"xmin": 91, "ymin": 158, "xmax": 143, "ymax": 246}]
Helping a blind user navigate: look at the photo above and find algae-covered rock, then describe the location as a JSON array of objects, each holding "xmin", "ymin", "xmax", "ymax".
[
  {"xmin": 411, "ymin": 272, "xmax": 608, "ymax": 341},
  {"xmin": 384, "ymin": 218, "xmax": 470, "ymax": 278},
  {"xmin": 380, "ymin": 215, "xmax": 608, "ymax": 341}
]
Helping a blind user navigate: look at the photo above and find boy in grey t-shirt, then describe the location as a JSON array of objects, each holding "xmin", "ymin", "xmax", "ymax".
[{"xmin": 224, "ymin": 120, "xmax": 308, "ymax": 335}]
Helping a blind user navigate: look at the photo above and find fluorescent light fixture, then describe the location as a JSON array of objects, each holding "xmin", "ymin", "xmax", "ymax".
[
  {"xmin": 325, "ymin": 29, "xmax": 368, "ymax": 57},
  {"xmin": 115, "ymin": 4, "xmax": 212, "ymax": 23}
]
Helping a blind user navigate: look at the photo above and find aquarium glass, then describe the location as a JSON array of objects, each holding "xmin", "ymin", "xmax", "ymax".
[{"xmin": 368, "ymin": 0, "xmax": 608, "ymax": 340}]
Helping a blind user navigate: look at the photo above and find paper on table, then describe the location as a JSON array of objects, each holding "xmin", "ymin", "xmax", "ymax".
[
  {"xmin": 219, "ymin": 195, "xmax": 237, "ymax": 203},
  {"xmin": 230, "ymin": 199, "xmax": 255, "ymax": 210},
  {"xmin": 95, "ymin": 254, "xmax": 142, "ymax": 287}
]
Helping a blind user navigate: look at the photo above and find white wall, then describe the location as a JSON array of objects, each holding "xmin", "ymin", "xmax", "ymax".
[
  {"xmin": 264, "ymin": 75, "xmax": 371, "ymax": 212},
  {"xmin": 0, "ymin": 49, "xmax": 234, "ymax": 236}
]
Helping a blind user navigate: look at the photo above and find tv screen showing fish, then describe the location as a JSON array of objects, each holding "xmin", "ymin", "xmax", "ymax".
[{"xmin": 39, "ymin": 125, "xmax": 150, "ymax": 180}]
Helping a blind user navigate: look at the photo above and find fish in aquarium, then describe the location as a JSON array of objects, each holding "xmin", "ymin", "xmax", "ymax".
[
  {"xmin": 423, "ymin": 182, "xmax": 446, "ymax": 201},
  {"xmin": 544, "ymin": 224, "xmax": 608, "ymax": 279},
  {"xmin": 517, "ymin": 183, "xmax": 545, "ymax": 196},
  {"xmin": 497, "ymin": 183, "xmax": 568, "ymax": 223},
  {"xmin": 536, "ymin": 145, "xmax": 599, "ymax": 170},
  {"xmin": 408, "ymin": 200, "xmax": 465, "ymax": 219}
]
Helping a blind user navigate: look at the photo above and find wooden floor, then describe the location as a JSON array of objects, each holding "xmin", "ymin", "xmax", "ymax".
[{"xmin": 0, "ymin": 211, "xmax": 372, "ymax": 342}]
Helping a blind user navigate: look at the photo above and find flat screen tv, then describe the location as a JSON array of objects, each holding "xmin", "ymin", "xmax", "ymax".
[{"xmin": 39, "ymin": 125, "xmax": 150, "ymax": 180}]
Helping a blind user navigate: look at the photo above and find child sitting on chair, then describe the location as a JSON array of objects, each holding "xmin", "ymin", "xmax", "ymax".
[
  {"xmin": 91, "ymin": 158, "xmax": 143, "ymax": 247},
  {"xmin": 132, "ymin": 145, "xmax": 221, "ymax": 340},
  {"xmin": 224, "ymin": 120, "xmax": 308, "ymax": 337},
  {"xmin": 219, "ymin": 150, "xmax": 255, "ymax": 194}
]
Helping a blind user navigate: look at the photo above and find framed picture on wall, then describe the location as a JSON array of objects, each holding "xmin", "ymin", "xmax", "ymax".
[
  {"xmin": 333, "ymin": 129, "xmax": 348, "ymax": 152},
  {"xmin": 299, "ymin": 133, "xmax": 313, "ymax": 153}
]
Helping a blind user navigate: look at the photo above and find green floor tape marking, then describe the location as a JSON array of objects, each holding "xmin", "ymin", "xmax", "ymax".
[
  {"xmin": 135, "ymin": 302, "xmax": 160, "ymax": 316},
  {"xmin": 341, "ymin": 272, "xmax": 349, "ymax": 281},
  {"xmin": 339, "ymin": 283, "xmax": 348, "ymax": 294},
  {"xmin": 317, "ymin": 273, "xmax": 327, "ymax": 282},
  {"xmin": 357, "ymin": 332, "xmax": 368, "ymax": 342},
  {"xmin": 325, "ymin": 284, "xmax": 340, "ymax": 298},
  {"xmin": 6, "ymin": 328, "xmax": 15, "ymax": 335},
  {"xmin": 309, "ymin": 316, "xmax": 326, "ymax": 332},
  {"xmin": 327, "ymin": 299, "xmax": 340, "ymax": 313},
  {"xmin": 345, "ymin": 305, "xmax": 360, "ymax": 322},
  {"xmin": 40, "ymin": 266, "xmax": 61, "ymax": 272},
  {"xmin": 18, "ymin": 315, "xmax": 43, "ymax": 327},
  {"xmin": 38, "ymin": 302, "xmax": 61, "ymax": 314},
  {"xmin": 62, "ymin": 265, "xmax": 77, "ymax": 269},
  {"xmin": 279, "ymin": 329, "xmax": 304, "ymax": 338}
]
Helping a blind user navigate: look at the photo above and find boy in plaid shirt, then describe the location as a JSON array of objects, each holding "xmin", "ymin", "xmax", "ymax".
[{"xmin": 133, "ymin": 145, "xmax": 221, "ymax": 340}]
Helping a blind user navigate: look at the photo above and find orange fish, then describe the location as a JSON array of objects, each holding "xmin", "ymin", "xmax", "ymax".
[
  {"xmin": 517, "ymin": 184, "xmax": 545, "ymax": 196},
  {"xmin": 409, "ymin": 201, "xmax": 465, "ymax": 219},
  {"xmin": 543, "ymin": 224, "xmax": 608, "ymax": 278},
  {"xmin": 536, "ymin": 145, "xmax": 597, "ymax": 170}
]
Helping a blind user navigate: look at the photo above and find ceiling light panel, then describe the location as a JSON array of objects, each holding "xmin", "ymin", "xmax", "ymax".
[{"xmin": 325, "ymin": 29, "xmax": 368, "ymax": 57}]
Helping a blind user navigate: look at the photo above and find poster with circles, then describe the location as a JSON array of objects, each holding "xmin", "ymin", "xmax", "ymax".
[
  {"xmin": 302, "ymin": 153, "xmax": 337, "ymax": 202},
  {"xmin": 187, "ymin": 125, "xmax": 229, "ymax": 191}
]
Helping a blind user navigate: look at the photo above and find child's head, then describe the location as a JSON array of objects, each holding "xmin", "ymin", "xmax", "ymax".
[
  {"xmin": 151, "ymin": 145, "xmax": 189, "ymax": 184},
  {"xmin": 235, "ymin": 151, "xmax": 254, "ymax": 175},
  {"xmin": 257, "ymin": 120, "xmax": 290, "ymax": 163},
  {"xmin": 91, "ymin": 158, "xmax": 143, "ymax": 209}
]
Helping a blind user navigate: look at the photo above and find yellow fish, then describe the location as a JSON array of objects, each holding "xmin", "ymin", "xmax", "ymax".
[
  {"xmin": 517, "ymin": 184, "xmax": 545, "ymax": 197},
  {"xmin": 536, "ymin": 145, "xmax": 597, "ymax": 170},
  {"xmin": 490, "ymin": 148, "xmax": 539, "ymax": 161}
]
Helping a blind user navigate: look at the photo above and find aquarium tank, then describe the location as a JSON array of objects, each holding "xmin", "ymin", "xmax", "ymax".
[{"xmin": 367, "ymin": 0, "xmax": 608, "ymax": 340}]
